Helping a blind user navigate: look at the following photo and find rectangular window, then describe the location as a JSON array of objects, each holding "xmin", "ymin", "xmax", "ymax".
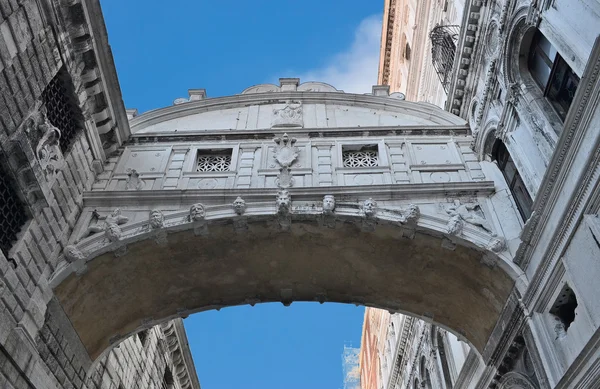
[
  {"xmin": 196, "ymin": 149, "xmax": 233, "ymax": 172},
  {"xmin": 405, "ymin": 43, "xmax": 411, "ymax": 60},
  {"xmin": 41, "ymin": 68, "xmax": 85, "ymax": 153},
  {"xmin": 528, "ymin": 31, "xmax": 580, "ymax": 121},
  {"xmin": 0, "ymin": 166, "xmax": 28, "ymax": 258},
  {"xmin": 342, "ymin": 145, "xmax": 379, "ymax": 168}
]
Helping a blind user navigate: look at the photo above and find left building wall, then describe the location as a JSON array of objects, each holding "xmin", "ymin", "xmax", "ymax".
[{"xmin": 0, "ymin": 1, "xmax": 199, "ymax": 388}]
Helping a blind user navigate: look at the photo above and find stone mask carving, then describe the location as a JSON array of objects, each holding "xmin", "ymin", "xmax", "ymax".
[
  {"xmin": 149, "ymin": 210, "xmax": 164, "ymax": 229},
  {"xmin": 64, "ymin": 245, "xmax": 85, "ymax": 263},
  {"xmin": 189, "ymin": 203, "xmax": 206, "ymax": 222},
  {"xmin": 276, "ymin": 190, "xmax": 291, "ymax": 214},
  {"xmin": 323, "ymin": 195, "xmax": 336, "ymax": 215},
  {"xmin": 363, "ymin": 198, "xmax": 377, "ymax": 217},
  {"xmin": 232, "ymin": 196, "xmax": 246, "ymax": 215},
  {"xmin": 80, "ymin": 208, "xmax": 129, "ymax": 243}
]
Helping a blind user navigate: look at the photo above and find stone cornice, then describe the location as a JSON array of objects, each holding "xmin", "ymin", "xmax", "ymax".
[
  {"xmin": 130, "ymin": 125, "xmax": 470, "ymax": 142},
  {"xmin": 83, "ymin": 182, "xmax": 496, "ymax": 207},
  {"xmin": 161, "ymin": 319, "xmax": 201, "ymax": 389},
  {"xmin": 517, "ymin": 37, "xmax": 600, "ymax": 306},
  {"xmin": 128, "ymin": 92, "xmax": 467, "ymax": 133},
  {"xmin": 446, "ymin": 0, "xmax": 485, "ymax": 117},
  {"xmin": 379, "ymin": 0, "xmax": 397, "ymax": 86}
]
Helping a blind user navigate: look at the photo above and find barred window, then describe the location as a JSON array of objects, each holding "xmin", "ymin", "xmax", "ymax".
[
  {"xmin": 0, "ymin": 166, "xmax": 28, "ymax": 258},
  {"xmin": 430, "ymin": 25, "xmax": 460, "ymax": 92},
  {"xmin": 41, "ymin": 68, "xmax": 84, "ymax": 153},
  {"xmin": 342, "ymin": 145, "xmax": 379, "ymax": 168},
  {"xmin": 196, "ymin": 149, "xmax": 232, "ymax": 172}
]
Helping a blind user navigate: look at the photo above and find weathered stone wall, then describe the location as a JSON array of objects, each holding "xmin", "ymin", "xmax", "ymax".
[{"xmin": 0, "ymin": 1, "xmax": 199, "ymax": 389}]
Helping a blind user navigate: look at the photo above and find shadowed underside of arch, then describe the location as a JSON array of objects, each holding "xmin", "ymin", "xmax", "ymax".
[{"xmin": 54, "ymin": 220, "xmax": 515, "ymax": 360}]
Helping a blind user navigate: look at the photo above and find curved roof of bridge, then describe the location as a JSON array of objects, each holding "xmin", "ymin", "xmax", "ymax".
[{"xmin": 129, "ymin": 80, "xmax": 468, "ymax": 135}]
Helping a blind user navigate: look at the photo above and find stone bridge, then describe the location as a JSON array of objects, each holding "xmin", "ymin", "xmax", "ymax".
[{"xmin": 49, "ymin": 79, "xmax": 526, "ymax": 364}]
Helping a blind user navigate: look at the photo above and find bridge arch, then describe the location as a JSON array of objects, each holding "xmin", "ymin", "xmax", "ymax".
[{"xmin": 50, "ymin": 190, "xmax": 524, "ymax": 362}]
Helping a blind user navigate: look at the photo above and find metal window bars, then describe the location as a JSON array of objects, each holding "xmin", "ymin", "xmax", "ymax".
[
  {"xmin": 429, "ymin": 25, "xmax": 460, "ymax": 92},
  {"xmin": 0, "ymin": 167, "xmax": 27, "ymax": 258}
]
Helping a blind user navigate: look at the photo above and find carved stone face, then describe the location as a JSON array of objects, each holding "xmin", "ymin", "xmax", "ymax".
[
  {"xmin": 149, "ymin": 210, "xmax": 164, "ymax": 229},
  {"xmin": 447, "ymin": 215, "xmax": 463, "ymax": 235},
  {"xmin": 64, "ymin": 245, "xmax": 85, "ymax": 263},
  {"xmin": 232, "ymin": 197, "xmax": 246, "ymax": 215},
  {"xmin": 323, "ymin": 195, "xmax": 336, "ymax": 214},
  {"xmin": 190, "ymin": 203, "xmax": 206, "ymax": 222},
  {"xmin": 276, "ymin": 190, "xmax": 291, "ymax": 213},
  {"xmin": 405, "ymin": 204, "xmax": 420, "ymax": 222},
  {"xmin": 105, "ymin": 223, "xmax": 122, "ymax": 242},
  {"xmin": 363, "ymin": 198, "xmax": 377, "ymax": 217}
]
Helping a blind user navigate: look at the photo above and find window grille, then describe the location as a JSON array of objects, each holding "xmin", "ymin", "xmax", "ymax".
[
  {"xmin": 429, "ymin": 25, "xmax": 460, "ymax": 92},
  {"xmin": 0, "ymin": 167, "xmax": 27, "ymax": 258},
  {"xmin": 41, "ymin": 68, "xmax": 84, "ymax": 153},
  {"xmin": 196, "ymin": 150, "xmax": 232, "ymax": 172},
  {"xmin": 342, "ymin": 146, "xmax": 379, "ymax": 168}
]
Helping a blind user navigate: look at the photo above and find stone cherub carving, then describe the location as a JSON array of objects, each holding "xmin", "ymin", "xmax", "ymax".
[
  {"xmin": 232, "ymin": 196, "xmax": 246, "ymax": 215},
  {"xmin": 149, "ymin": 209, "xmax": 165, "ymax": 229},
  {"xmin": 276, "ymin": 190, "xmax": 291, "ymax": 214},
  {"xmin": 445, "ymin": 200, "xmax": 492, "ymax": 233},
  {"xmin": 363, "ymin": 198, "xmax": 378, "ymax": 218},
  {"xmin": 80, "ymin": 209, "xmax": 129, "ymax": 242},
  {"xmin": 189, "ymin": 203, "xmax": 206, "ymax": 222},
  {"xmin": 322, "ymin": 195, "xmax": 336, "ymax": 215}
]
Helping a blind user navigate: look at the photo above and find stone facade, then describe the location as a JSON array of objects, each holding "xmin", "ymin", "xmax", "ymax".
[
  {"xmin": 378, "ymin": 0, "xmax": 465, "ymax": 107},
  {"xmin": 0, "ymin": 1, "xmax": 198, "ymax": 388},
  {"xmin": 367, "ymin": 0, "xmax": 600, "ymax": 388},
  {"xmin": 0, "ymin": 1, "xmax": 599, "ymax": 389}
]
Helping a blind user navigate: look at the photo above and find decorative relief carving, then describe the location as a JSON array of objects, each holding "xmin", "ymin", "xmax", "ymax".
[
  {"xmin": 322, "ymin": 195, "xmax": 336, "ymax": 215},
  {"xmin": 273, "ymin": 133, "xmax": 299, "ymax": 189},
  {"xmin": 363, "ymin": 198, "xmax": 378, "ymax": 218},
  {"xmin": 402, "ymin": 204, "xmax": 420, "ymax": 224},
  {"xmin": 488, "ymin": 236, "xmax": 507, "ymax": 253},
  {"xmin": 276, "ymin": 190, "xmax": 291, "ymax": 230},
  {"xmin": 232, "ymin": 196, "xmax": 246, "ymax": 215},
  {"xmin": 149, "ymin": 209, "xmax": 167, "ymax": 245},
  {"xmin": 361, "ymin": 198, "xmax": 378, "ymax": 232},
  {"xmin": 272, "ymin": 101, "xmax": 303, "ymax": 127},
  {"xmin": 80, "ymin": 209, "xmax": 129, "ymax": 243},
  {"xmin": 498, "ymin": 372, "xmax": 537, "ymax": 389},
  {"xmin": 276, "ymin": 190, "xmax": 291, "ymax": 214},
  {"xmin": 125, "ymin": 169, "xmax": 145, "ymax": 190},
  {"xmin": 189, "ymin": 203, "xmax": 206, "ymax": 222},
  {"xmin": 445, "ymin": 200, "xmax": 493, "ymax": 233},
  {"xmin": 34, "ymin": 115, "xmax": 65, "ymax": 182},
  {"xmin": 64, "ymin": 245, "xmax": 86, "ymax": 263},
  {"xmin": 447, "ymin": 215, "xmax": 464, "ymax": 236}
]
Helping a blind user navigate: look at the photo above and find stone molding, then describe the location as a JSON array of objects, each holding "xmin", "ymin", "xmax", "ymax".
[
  {"xmin": 128, "ymin": 91, "xmax": 467, "ymax": 133},
  {"xmin": 161, "ymin": 319, "xmax": 201, "ymax": 389},
  {"xmin": 83, "ymin": 182, "xmax": 494, "ymax": 202}
]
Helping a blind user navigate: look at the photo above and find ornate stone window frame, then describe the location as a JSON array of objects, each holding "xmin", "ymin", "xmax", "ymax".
[
  {"xmin": 335, "ymin": 139, "xmax": 389, "ymax": 172},
  {"xmin": 182, "ymin": 144, "xmax": 239, "ymax": 178}
]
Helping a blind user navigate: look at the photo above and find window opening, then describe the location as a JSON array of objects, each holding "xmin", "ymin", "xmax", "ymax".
[
  {"xmin": 0, "ymin": 166, "xmax": 28, "ymax": 258},
  {"xmin": 405, "ymin": 43, "xmax": 412, "ymax": 60},
  {"xmin": 528, "ymin": 30, "xmax": 580, "ymax": 121},
  {"xmin": 429, "ymin": 25, "xmax": 460, "ymax": 92},
  {"xmin": 342, "ymin": 145, "xmax": 379, "ymax": 168},
  {"xmin": 196, "ymin": 149, "xmax": 232, "ymax": 172},
  {"xmin": 550, "ymin": 284, "xmax": 577, "ymax": 334},
  {"xmin": 41, "ymin": 68, "xmax": 85, "ymax": 153},
  {"xmin": 493, "ymin": 140, "xmax": 533, "ymax": 221},
  {"xmin": 162, "ymin": 366, "xmax": 175, "ymax": 389},
  {"xmin": 437, "ymin": 332, "xmax": 453, "ymax": 388}
]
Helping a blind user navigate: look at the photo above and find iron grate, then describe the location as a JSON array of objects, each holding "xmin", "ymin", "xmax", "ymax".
[
  {"xmin": 430, "ymin": 25, "xmax": 460, "ymax": 92},
  {"xmin": 0, "ymin": 167, "xmax": 27, "ymax": 258},
  {"xmin": 41, "ymin": 69, "xmax": 83, "ymax": 154}
]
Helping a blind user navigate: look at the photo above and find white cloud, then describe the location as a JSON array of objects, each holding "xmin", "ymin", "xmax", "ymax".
[{"xmin": 295, "ymin": 15, "xmax": 382, "ymax": 94}]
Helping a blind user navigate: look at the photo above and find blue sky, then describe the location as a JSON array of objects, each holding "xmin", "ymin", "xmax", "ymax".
[
  {"xmin": 99, "ymin": 1, "xmax": 381, "ymax": 388},
  {"xmin": 100, "ymin": 1, "xmax": 383, "ymax": 113}
]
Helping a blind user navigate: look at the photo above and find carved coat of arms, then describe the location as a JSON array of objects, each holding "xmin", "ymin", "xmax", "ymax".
[{"xmin": 273, "ymin": 133, "xmax": 299, "ymax": 189}]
